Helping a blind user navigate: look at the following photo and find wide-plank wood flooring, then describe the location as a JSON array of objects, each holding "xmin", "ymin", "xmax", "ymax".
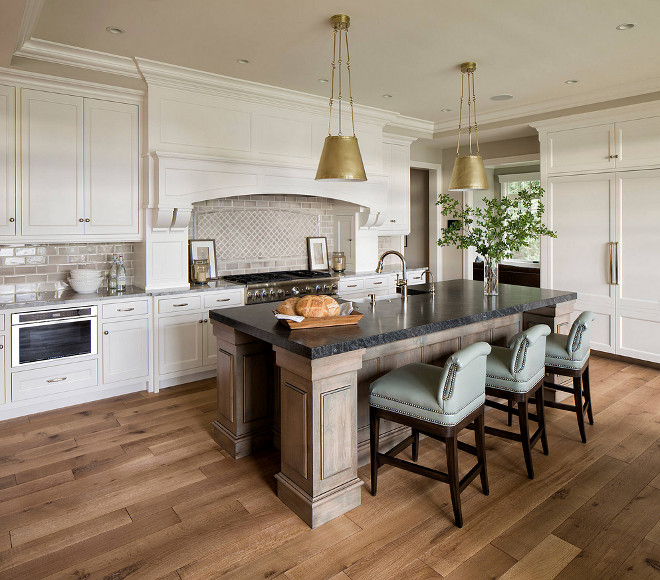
[{"xmin": 0, "ymin": 355, "xmax": 658, "ymax": 579}]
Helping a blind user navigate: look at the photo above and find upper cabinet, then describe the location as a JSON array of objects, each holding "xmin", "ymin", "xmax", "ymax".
[
  {"xmin": 379, "ymin": 139, "xmax": 413, "ymax": 235},
  {"xmin": 546, "ymin": 115, "xmax": 660, "ymax": 175},
  {"xmin": 0, "ymin": 85, "xmax": 15, "ymax": 236},
  {"xmin": 21, "ymin": 89, "xmax": 139, "ymax": 238}
]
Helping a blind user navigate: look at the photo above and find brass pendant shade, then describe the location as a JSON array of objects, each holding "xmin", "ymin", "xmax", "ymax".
[
  {"xmin": 315, "ymin": 14, "xmax": 367, "ymax": 181},
  {"xmin": 316, "ymin": 135, "xmax": 367, "ymax": 181},
  {"xmin": 448, "ymin": 62, "xmax": 489, "ymax": 191},
  {"xmin": 449, "ymin": 155, "xmax": 489, "ymax": 191}
]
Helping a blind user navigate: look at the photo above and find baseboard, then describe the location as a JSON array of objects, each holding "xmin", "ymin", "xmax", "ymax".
[{"xmin": 591, "ymin": 351, "xmax": 660, "ymax": 370}]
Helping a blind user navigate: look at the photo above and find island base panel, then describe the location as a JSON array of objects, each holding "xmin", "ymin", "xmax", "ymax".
[{"xmin": 212, "ymin": 421, "xmax": 273, "ymax": 459}]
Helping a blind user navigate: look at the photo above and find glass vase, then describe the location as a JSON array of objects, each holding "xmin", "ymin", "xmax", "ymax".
[{"xmin": 484, "ymin": 260, "xmax": 499, "ymax": 296}]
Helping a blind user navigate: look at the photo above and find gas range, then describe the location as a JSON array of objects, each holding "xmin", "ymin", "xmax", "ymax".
[{"xmin": 223, "ymin": 270, "xmax": 339, "ymax": 304}]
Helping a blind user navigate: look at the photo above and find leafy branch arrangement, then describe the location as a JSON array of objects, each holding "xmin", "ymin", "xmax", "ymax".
[{"xmin": 436, "ymin": 182, "xmax": 557, "ymax": 265}]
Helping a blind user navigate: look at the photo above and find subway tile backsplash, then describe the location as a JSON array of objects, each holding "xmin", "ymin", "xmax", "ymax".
[{"xmin": 0, "ymin": 243, "xmax": 135, "ymax": 295}]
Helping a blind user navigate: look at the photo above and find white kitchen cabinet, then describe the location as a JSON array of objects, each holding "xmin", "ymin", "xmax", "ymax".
[
  {"xmin": 0, "ymin": 85, "xmax": 15, "ymax": 236},
  {"xmin": 84, "ymin": 99, "xmax": 139, "ymax": 236},
  {"xmin": 158, "ymin": 311, "xmax": 204, "ymax": 375},
  {"xmin": 102, "ymin": 318, "xmax": 149, "ymax": 384},
  {"xmin": 21, "ymin": 89, "xmax": 84, "ymax": 236},
  {"xmin": 380, "ymin": 141, "xmax": 411, "ymax": 234},
  {"xmin": 546, "ymin": 116, "xmax": 660, "ymax": 175},
  {"xmin": 0, "ymin": 334, "xmax": 5, "ymax": 405},
  {"xmin": 12, "ymin": 359, "xmax": 98, "ymax": 402}
]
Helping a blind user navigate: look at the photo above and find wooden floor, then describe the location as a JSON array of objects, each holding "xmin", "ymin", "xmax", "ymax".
[{"xmin": 0, "ymin": 356, "xmax": 658, "ymax": 579}]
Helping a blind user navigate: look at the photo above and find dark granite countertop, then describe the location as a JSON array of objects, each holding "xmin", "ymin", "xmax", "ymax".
[{"xmin": 209, "ymin": 279, "xmax": 577, "ymax": 359}]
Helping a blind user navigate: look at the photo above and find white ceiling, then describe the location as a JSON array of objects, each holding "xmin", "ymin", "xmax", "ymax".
[{"xmin": 2, "ymin": 0, "xmax": 660, "ymax": 143}]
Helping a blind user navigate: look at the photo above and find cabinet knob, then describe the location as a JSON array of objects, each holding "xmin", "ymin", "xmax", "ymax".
[
  {"xmin": 0, "ymin": 344, "xmax": 3, "ymax": 349},
  {"xmin": 609, "ymin": 154, "xmax": 619, "ymax": 159},
  {"xmin": 390, "ymin": 219, "xmax": 396, "ymax": 223},
  {"xmin": 199, "ymin": 319, "xmax": 203, "ymax": 323},
  {"xmin": 79, "ymin": 218, "xmax": 84, "ymax": 223},
  {"xmin": 8, "ymin": 218, "xmax": 14, "ymax": 223},
  {"xmin": 103, "ymin": 330, "xmax": 109, "ymax": 335},
  {"xmin": 85, "ymin": 218, "xmax": 90, "ymax": 223}
]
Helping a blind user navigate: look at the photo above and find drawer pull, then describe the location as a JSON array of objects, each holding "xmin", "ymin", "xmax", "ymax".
[
  {"xmin": 216, "ymin": 298, "xmax": 231, "ymax": 302},
  {"xmin": 373, "ymin": 281, "xmax": 383, "ymax": 285},
  {"xmin": 117, "ymin": 307, "xmax": 135, "ymax": 312},
  {"xmin": 347, "ymin": 284, "xmax": 358, "ymax": 288},
  {"xmin": 413, "ymin": 276, "xmax": 422, "ymax": 280},
  {"xmin": 46, "ymin": 377, "xmax": 67, "ymax": 383},
  {"xmin": 173, "ymin": 303, "xmax": 189, "ymax": 307}
]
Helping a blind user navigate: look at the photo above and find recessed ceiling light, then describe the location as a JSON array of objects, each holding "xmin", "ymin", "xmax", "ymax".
[
  {"xmin": 616, "ymin": 23, "xmax": 635, "ymax": 30},
  {"xmin": 382, "ymin": 94, "xmax": 393, "ymax": 99},
  {"xmin": 105, "ymin": 26, "xmax": 125, "ymax": 34},
  {"xmin": 236, "ymin": 59, "xmax": 250, "ymax": 65},
  {"xmin": 440, "ymin": 108, "xmax": 452, "ymax": 113},
  {"xmin": 490, "ymin": 94, "xmax": 514, "ymax": 101},
  {"xmin": 318, "ymin": 78, "xmax": 329, "ymax": 83},
  {"xmin": 565, "ymin": 79, "xmax": 579, "ymax": 84}
]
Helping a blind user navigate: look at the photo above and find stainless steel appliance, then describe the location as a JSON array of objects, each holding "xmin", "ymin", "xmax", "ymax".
[
  {"xmin": 11, "ymin": 306, "xmax": 98, "ymax": 367},
  {"xmin": 223, "ymin": 270, "xmax": 339, "ymax": 304}
]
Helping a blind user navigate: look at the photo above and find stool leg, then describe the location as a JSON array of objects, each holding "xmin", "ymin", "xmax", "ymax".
[
  {"xmin": 507, "ymin": 400, "xmax": 514, "ymax": 426},
  {"xmin": 573, "ymin": 376, "xmax": 587, "ymax": 443},
  {"xmin": 535, "ymin": 385, "xmax": 549, "ymax": 456},
  {"xmin": 446, "ymin": 434, "xmax": 463, "ymax": 527},
  {"xmin": 412, "ymin": 429, "xmax": 419, "ymax": 462},
  {"xmin": 582, "ymin": 363, "xmax": 594, "ymax": 425},
  {"xmin": 370, "ymin": 407, "xmax": 380, "ymax": 495},
  {"xmin": 474, "ymin": 411, "xmax": 489, "ymax": 496},
  {"xmin": 518, "ymin": 400, "xmax": 534, "ymax": 479}
]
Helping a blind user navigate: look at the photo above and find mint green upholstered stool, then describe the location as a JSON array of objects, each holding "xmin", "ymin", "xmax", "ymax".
[
  {"xmin": 369, "ymin": 342, "xmax": 491, "ymax": 528},
  {"xmin": 484, "ymin": 325, "xmax": 551, "ymax": 479},
  {"xmin": 543, "ymin": 311, "xmax": 595, "ymax": 443}
]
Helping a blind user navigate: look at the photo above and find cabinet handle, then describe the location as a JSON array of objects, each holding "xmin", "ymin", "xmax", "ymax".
[
  {"xmin": 173, "ymin": 303, "xmax": 188, "ymax": 307},
  {"xmin": 79, "ymin": 218, "xmax": 84, "ymax": 223},
  {"xmin": 216, "ymin": 298, "xmax": 231, "ymax": 302},
  {"xmin": 117, "ymin": 307, "xmax": 135, "ymax": 312},
  {"xmin": 614, "ymin": 242, "xmax": 619, "ymax": 285},
  {"xmin": 347, "ymin": 284, "xmax": 358, "ymax": 288},
  {"xmin": 373, "ymin": 281, "xmax": 383, "ymax": 285},
  {"xmin": 8, "ymin": 218, "xmax": 14, "ymax": 223},
  {"xmin": 413, "ymin": 276, "xmax": 422, "ymax": 280},
  {"xmin": 104, "ymin": 330, "xmax": 109, "ymax": 335},
  {"xmin": 46, "ymin": 377, "xmax": 67, "ymax": 383},
  {"xmin": 390, "ymin": 219, "xmax": 396, "ymax": 223}
]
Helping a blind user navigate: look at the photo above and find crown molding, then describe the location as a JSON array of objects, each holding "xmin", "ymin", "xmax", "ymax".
[
  {"xmin": 135, "ymin": 58, "xmax": 399, "ymax": 127},
  {"xmin": 0, "ymin": 65, "xmax": 144, "ymax": 102},
  {"xmin": 14, "ymin": 38, "xmax": 141, "ymax": 78},
  {"xmin": 15, "ymin": 0, "xmax": 45, "ymax": 53},
  {"xmin": 432, "ymin": 77, "xmax": 660, "ymax": 135},
  {"xmin": 384, "ymin": 115, "xmax": 434, "ymax": 137}
]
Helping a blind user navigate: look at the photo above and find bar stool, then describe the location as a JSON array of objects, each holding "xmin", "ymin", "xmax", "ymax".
[
  {"xmin": 543, "ymin": 311, "xmax": 595, "ymax": 443},
  {"xmin": 369, "ymin": 342, "xmax": 491, "ymax": 528},
  {"xmin": 484, "ymin": 325, "xmax": 551, "ymax": 479}
]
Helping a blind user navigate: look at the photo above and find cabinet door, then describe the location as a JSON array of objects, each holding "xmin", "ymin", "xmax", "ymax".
[
  {"xmin": 0, "ymin": 335, "xmax": 5, "ymax": 404},
  {"xmin": 548, "ymin": 174, "xmax": 616, "ymax": 352},
  {"xmin": 547, "ymin": 124, "xmax": 615, "ymax": 174},
  {"xmin": 84, "ymin": 99, "xmax": 139, "ymax": 235},
  {"xmin": 0, "ymin": 85, "xmax": 15, "ymax": 236},
  {"xmin": 203, "ymin": 317, "xmax": 217, "ymax": 368},
  {"xmin": 381, "ymin": 143, "xmax": 411, "ymax": 234},
  {"xmin": 102, "ymin": 318, "xmax": 149, "ymax": 384},
  {"xmin": 615, "ymin": 117, "xmax": 660, "ymax": 170},
  {"xmin": 21, "ymin": 89, "xmax": 84, "ymax": 235},
  {"xmin": 157, "ymin": 312, "xmax": 203, "ymax": 375}
]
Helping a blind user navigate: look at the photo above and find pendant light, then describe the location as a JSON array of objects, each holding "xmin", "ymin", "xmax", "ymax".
[
  {"xmin": 448, "ymin": 62, "xmax": 489, "ymax": 191},
  {"xmin": 315, "ymin": 14, "xmax": 367, "ymax": 181}
]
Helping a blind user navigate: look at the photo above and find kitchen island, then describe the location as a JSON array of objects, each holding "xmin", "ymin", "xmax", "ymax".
[{"xmin": 209, "ymin": 280, "xmax": 576, "ymax": 527}]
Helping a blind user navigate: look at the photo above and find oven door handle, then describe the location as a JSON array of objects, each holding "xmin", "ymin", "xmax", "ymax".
[{"xmin": 11, "ymin": 316, "xmax": 97, "ymax": 329}]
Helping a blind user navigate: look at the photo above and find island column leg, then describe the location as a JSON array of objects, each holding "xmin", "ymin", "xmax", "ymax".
[
  {"xmin": 274, "ymin": 347, "xmax": 366, "ymax": 529},
  {"xmin": 212, "ymin": 321, "xmax": 273, "ymax": 459}
]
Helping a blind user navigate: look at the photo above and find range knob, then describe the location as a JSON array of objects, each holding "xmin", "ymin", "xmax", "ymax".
[
  {"xmin": 277, "ymin": 288, "xmax": 285, "ymax": 297},
  {"xmin": 304, "ymin": 286, "xmax": 312, "ymax": 294},
  {"xmin": 269, "ymin": 289, "xmax": 276, "ymax": 298},
  {"xmin": 291, "ymin": 286, "xmax": 300, "ymax": 295},
  {"xmin": 323, "ymin": 284, "xmax": 331, "ymax": 292},
  {"xmin": 331, "ymin": 283, "xmax": 338, "ymax": 290},
  {"xmin": 246, "ymin": 291, "xmax": 253, "ymax": 302},
  {"xmin": 315, "ymin": 284, "xmax": 322, "ymax": 293},
  {"xmin": 254, "ymin": 290, "xmax": 264, "ymax": 300}
]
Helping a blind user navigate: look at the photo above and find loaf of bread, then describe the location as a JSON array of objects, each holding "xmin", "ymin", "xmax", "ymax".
[
  {"xmin": 276, "ymin": 297, "xmax": 300, "ymax": 316},
  {"xmin": 295, "ymin": 295, "xmax": 330, "ymax": 318},
  {"xmin": 321, "ymin": 295, "xmax": 340, "ymax": 317}
]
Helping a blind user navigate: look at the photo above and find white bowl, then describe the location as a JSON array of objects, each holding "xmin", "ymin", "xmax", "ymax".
[
  {"xmin": 70, "ymin": 269, "xmax": 103, "ymax": 279},
  {"xmin": 68, "ymin": 277, "xmax": 102, "ymax": 293}
]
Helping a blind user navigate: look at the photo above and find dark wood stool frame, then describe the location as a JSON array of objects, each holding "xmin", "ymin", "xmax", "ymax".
[
  {"xmin": 543, "ymin": 360, "xmax": 593, "ymax": 443},
  {"xmin": 486, "ymin": 377, "xmax": 548, "ymax": 480},
  {"xmin": 370, "ymin": 404, "xmax": 488, "ymax": 528}
]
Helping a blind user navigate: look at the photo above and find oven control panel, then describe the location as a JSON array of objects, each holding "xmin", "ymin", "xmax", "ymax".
[{"xmin": 246, "ymin": 281, "xmax": 338, "ymax": 304}]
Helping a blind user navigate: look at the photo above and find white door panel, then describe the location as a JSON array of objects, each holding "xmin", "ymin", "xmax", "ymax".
[
  {"xmin": 547, "ymin": 124, "xmax": 614, "ymax": 173},
  {"xmin": 616, "ymin": 117, "xmax": 660, "ymax": 169},
  {"xmin": 616, "ymin": 308, "xmax": 660, "ymax": 363},
  {"xmin": 158, "ymin": 313, "xmax": 203, "ymax": 375},
  {"xmin": 0, "ymin": 85, "xmax": 15, "ymax": 235},
  {"xmin": 102, "ymin": 319, "xmax": 149, "ymax": 384}
]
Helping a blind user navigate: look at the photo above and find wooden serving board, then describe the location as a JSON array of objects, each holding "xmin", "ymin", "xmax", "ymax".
[{"xmin": 277, "ymin": 311, "xmax": 363, "ymax": 329}]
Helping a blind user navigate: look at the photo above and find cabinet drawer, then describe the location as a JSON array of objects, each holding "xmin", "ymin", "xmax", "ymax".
[
  {"xmin": 365, "ymin": 276, "xmax": 390, "ymax": 290},
  {"xmin": 203, "ymin": 291, "xmax": 243, "ymax": 310},
  {"xmin": 407, "ymin": 270, "xmax": 426, "ymax": 285},
  {"xmin": 338, "ymin": 278, "xmax": 364, "ymax": 292},
  {"xmin": 12, "ymin": 359, "xmax": 98, "ymax": 402},
  {"xmin": 102, "ymin": 299, "xmax": 149, "ymax": 319},
  {"xmin": 158, "ymin": 295, "xmax": 201, "ymax": 314}
]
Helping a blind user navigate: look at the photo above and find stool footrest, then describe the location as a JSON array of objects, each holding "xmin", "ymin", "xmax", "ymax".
[
  {"xmin": 545, "ymin": 400, "xmax": 578, "ymax": 413},
  {"xmin": 459, "ymin": 463, "xmax": 483, "ymax": 493},
  {"xmin": 544, "ymin": 382, "xmax": 575, "ymax": 394},
  {"xmin": 384, "ymin": 434, "xmax": 416, "ymax": 459},
  {"xmin": 457, "ymin": 440, "xmax": 478, "ymax": 456},
  {"xmin": 485, "ymin": 425, "xmax": 522, "ymax": 442},
  {"xmin": 377, "ymin": 453, "xmax": 450, "ymax": 484},
  {"xmin": 485, "ymin": 399, "xmax": 512, "ymax": 414}
]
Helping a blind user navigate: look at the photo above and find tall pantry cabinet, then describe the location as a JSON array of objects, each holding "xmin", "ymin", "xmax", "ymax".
[{"xmin": 535, "ymin": 106, "xmax": 660, "ymax": 364}]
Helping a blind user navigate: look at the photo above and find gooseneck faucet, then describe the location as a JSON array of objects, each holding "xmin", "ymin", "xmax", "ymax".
[{"xmin": 376, "ymin": 250, "xmax": 407, "ymax": 300}]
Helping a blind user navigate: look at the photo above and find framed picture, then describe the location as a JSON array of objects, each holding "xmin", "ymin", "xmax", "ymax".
[
  {"xmin": 307, "ymin": 236, "xmax": 329, "ymax": 271},
  {"xmin": 189, "ymin": 239, "xmax": 217, "ymax": 279}
]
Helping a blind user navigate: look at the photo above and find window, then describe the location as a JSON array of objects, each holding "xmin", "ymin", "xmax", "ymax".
[{"xmin": 498, "ymin": 172, "xmax": 541, "ymax": 263}]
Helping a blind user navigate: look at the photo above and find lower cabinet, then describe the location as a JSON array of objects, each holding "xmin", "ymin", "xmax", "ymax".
[
  {"xmin": 157, "ymin": 312, "xmax": 205, "ymax": 375},
  {"xmin": 102, "ymin": 318, "xmax": 149, "ymax": 384},
  {"xmin": 0, "ymin": 335, "xmax": 5, "ymax": 405},
  {"xmin": 12, "ymin": 358, "xmax": 98, "ymax": 402}
]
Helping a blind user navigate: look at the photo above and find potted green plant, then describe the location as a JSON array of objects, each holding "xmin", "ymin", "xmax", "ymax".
[{"xmin": 436, "ymin": 183, "xmax": 557, "ymax": 295}]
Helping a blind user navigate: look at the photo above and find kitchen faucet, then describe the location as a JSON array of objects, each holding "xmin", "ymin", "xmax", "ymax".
[
  {"xmin": 376, "ymin": 250, "xmax": 407, "ymax": 300},
  {"xmin": 422, "ymin": 268, "xmax": 435, "ymax": 293}
]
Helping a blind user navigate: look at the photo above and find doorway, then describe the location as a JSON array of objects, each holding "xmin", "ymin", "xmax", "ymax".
[{"xmin": 406, "ymin": 168, "xmax": 430, "ymax": 269}]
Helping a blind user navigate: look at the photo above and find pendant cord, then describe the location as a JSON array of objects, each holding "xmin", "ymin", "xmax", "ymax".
[
  {"xmin": 455, "ymin": 71, "xmax": 464, "ymax": 155},
  {"xmin": 467, "ymin": 71, "xmax": 473, "ymax": 155},
  {"xmin": 328, "ymin": 28, "xmax": 336, "ymax": 136},
  {"xmin": 337, "ymin": 24, "xmax": 342, "ymax": 136},
  {"xmin": 472, "ymin": 70, "xmax": 480, "ymax": 155},
  {"xmin": 345, "ymin": 28, "xmax": 356, "ymax": 136}
]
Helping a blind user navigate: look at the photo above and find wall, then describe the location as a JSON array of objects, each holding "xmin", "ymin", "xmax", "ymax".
[
  {"xmin": 0, "ymin": 243, "xmax": 136, "ymax": 297},
  {"xmin": 406, "ymin": 168, "xmax": 430, "ymax": 269}
]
